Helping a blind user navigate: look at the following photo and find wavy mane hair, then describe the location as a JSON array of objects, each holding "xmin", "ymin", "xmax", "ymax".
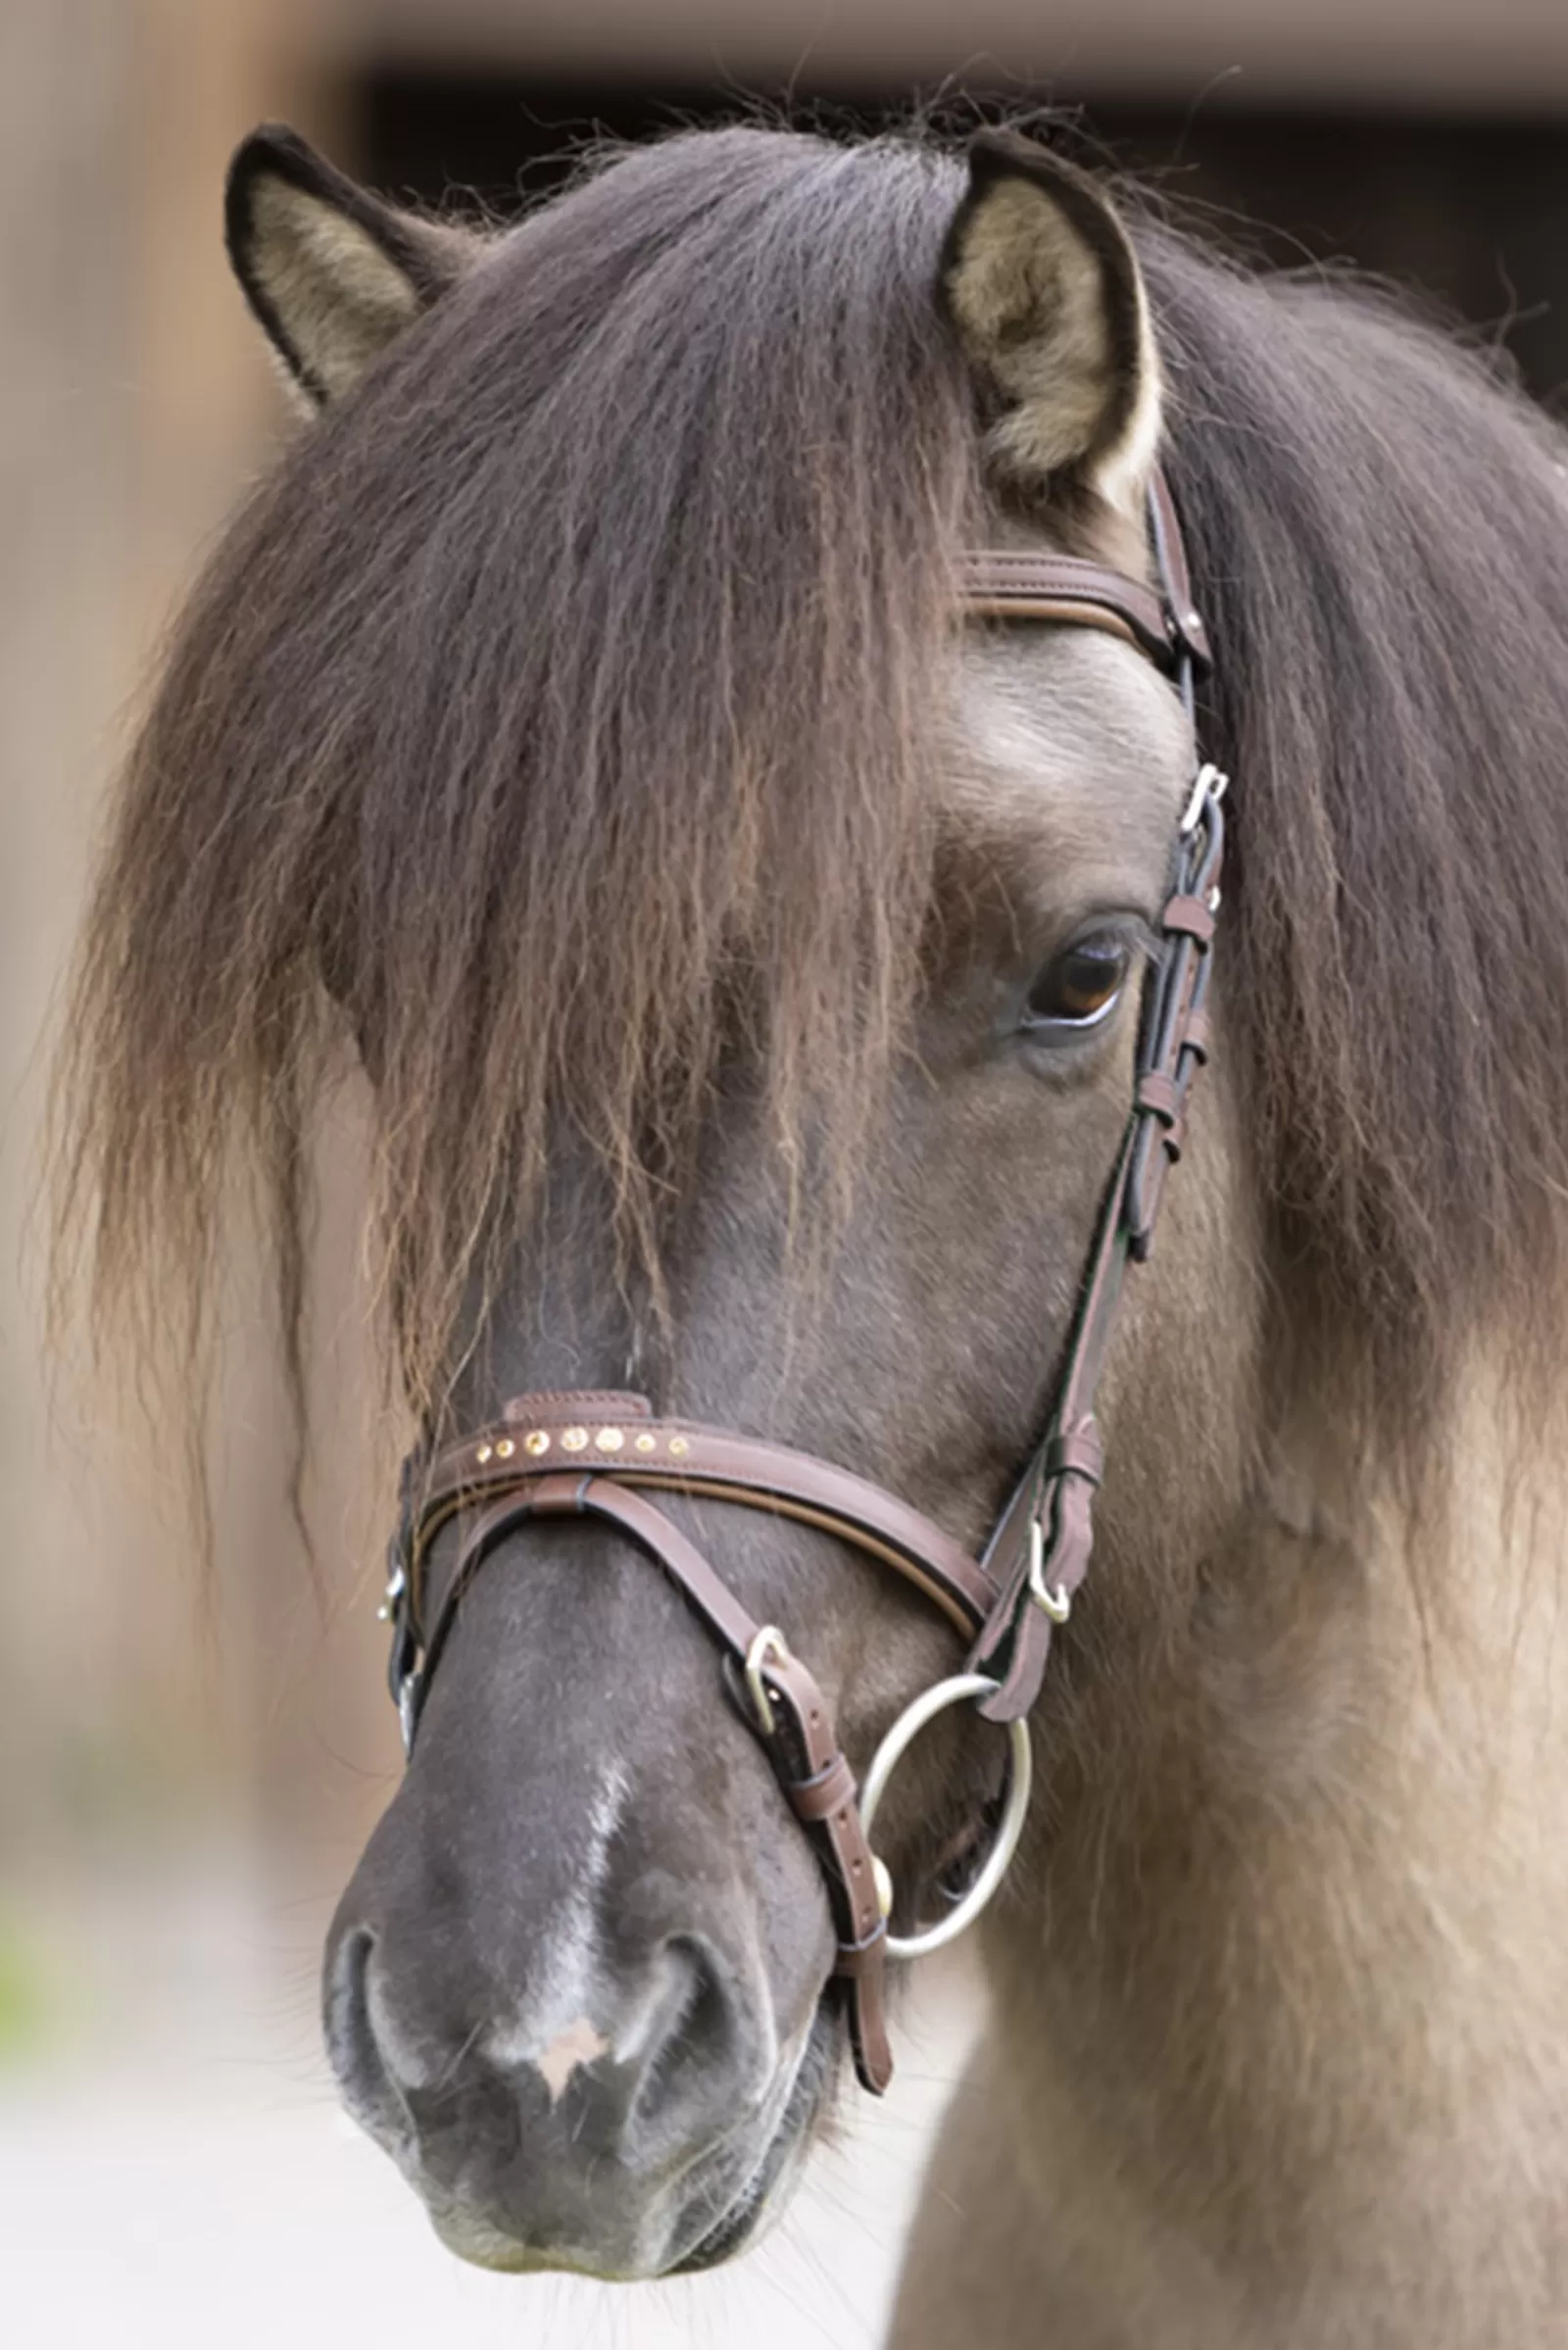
[{"xmin": 52, "ymin": 122, "xmax": 1568, "ymax": 1461}]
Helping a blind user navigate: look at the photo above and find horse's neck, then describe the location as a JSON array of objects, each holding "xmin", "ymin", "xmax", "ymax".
[{"xmin": 982, "ymin": 1349, "xmax": 1568, "ymax": 2337}]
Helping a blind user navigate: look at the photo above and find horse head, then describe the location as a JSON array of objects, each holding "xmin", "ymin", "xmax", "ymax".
[
  {"xmin": 59, "ymin": 111, "xmax": 1568, "ymax": 2336},
  {"xmin": 210, "ymin": 122, "xmax": 1252, "ymax": 2272}
]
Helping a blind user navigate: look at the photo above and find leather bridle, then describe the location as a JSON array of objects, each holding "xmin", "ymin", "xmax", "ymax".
[{"xmin": 378, "ymin": 469, "xmax": 1225, "ymax": 2095}]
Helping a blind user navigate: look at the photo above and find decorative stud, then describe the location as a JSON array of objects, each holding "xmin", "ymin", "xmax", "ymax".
[
  {"xmin": 634, "ymin": 1433, "xmax": 657, "ymax": 1453},
  {"xmin": 496, "ymin": 1438, "xmax": 515, "ymax": 1460},
  {"xmin": 475, "ymin": 1444, "xmax": 493, "ymax": 1465},
  {"xmin": 562, "ymin": 1427, "xmax": 589, "ymax": 1452},
  {"xmin": 523, "ymin": 1430, "xmax": 550, "ymax": 1456},
  {"xmin": 595, "ymin": 1427, "xmax": 624, "ymax": 1452},
  {"xmin": 668, "ymin": 1436, "xmax": 691, "ymax": 1457}
]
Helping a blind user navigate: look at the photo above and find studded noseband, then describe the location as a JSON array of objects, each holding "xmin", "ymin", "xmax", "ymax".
[{"xmin": 379, "ymin": 470, "xmax": 1225, "ymax": 2093}]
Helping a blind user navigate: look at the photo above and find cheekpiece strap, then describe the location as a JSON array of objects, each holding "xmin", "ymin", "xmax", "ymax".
[{"xmin": 966, "ymin": 758, "xmax": 1225, "ymax": 1725}]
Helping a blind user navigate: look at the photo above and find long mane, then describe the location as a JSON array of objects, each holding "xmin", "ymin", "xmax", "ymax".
[
  {"xmin": 52, "ymin": 121, "xmax": 1568, "ymax": 1458},
  {"xmin": 1141, "ymin": 230, "xmax": 1568, "ymax": 1434}
]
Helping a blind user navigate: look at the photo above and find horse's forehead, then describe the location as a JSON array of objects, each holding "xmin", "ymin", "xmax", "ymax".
[{"xmin": 945, "ymin": 629, "xmax": 1191, "ymax": 866}]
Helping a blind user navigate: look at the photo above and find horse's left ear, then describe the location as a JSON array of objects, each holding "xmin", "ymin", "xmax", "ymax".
[
  {"xmin": 224, "ymin": 124, "xmax": 483, "ymax": 409},
  {"xmin": 942, "ymin": 132, "xmax": 1161, "ymax": 521}
]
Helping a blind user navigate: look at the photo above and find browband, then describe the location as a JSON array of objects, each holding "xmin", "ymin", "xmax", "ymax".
[{"xmin": 961, "ymin": 471, "xmax": 1211, "ymax": 681}]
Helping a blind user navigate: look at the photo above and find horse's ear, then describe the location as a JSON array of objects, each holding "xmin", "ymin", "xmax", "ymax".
[
  {"xmin": 224, "ymin": 124, "xmax": 481, "ymax": 408},
  {"xmin": 942, "ymin": 132, "xmax": 1161, "ymax": 520}
]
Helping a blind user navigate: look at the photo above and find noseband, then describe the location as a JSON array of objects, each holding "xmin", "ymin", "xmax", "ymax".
[{"xmin": 379, "ymin": 470, "xmax": 1225, "ymax": 2094}]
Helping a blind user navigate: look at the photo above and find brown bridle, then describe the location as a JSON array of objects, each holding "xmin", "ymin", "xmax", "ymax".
[{"xmin": 379, "ymin": 469, "xmax": 1224, "ymax": 2095}]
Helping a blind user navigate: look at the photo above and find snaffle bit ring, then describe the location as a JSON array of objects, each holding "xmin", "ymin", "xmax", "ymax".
[{"xmin": 859, "ymin": 1672, "xmax": 1032, "ymax": 1961}]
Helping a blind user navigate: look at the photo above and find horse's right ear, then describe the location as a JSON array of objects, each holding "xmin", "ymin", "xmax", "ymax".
[{"xmin": 224, "ymin": 124, "xmax": 481, "ymax": 409}]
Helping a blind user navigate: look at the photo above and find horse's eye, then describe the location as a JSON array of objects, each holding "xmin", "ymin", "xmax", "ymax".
[{"xmin": 1024, "ymin": 930, "xmax": 1132, "ymax": 1035}]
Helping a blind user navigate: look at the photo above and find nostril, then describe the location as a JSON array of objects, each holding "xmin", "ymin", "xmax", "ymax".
[
  {"xmin": 324, "ymin": 1925, "xmax": 408, "ymax": 2145},
  {"xmin": 627, "ymin": 1934, "xmax": 754, "ymax": 2153}
]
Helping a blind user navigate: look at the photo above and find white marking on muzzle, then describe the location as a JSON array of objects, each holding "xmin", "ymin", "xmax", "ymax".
[
  {"xmin": 485, "ymin": 1760, "xmax": 628, "ymax": 2080},
  {"xmin": 535, "ymin": 2015, "xmax": 612, "ymax": 2103}
]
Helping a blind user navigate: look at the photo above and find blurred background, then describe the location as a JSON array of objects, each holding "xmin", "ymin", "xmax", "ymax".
[{"xmin": 4, "ymin": 3, "xmax": 1566, "ymax": 2343}]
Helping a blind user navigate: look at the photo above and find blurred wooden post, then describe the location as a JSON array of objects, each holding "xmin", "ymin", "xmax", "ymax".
[
  {"xmin": 0, "ymin": 0, "xmax": 171, "ymax": 1857},
  {"xmin": 0, "ymin": 0, "xmax": 400, "ymax": 1873}
]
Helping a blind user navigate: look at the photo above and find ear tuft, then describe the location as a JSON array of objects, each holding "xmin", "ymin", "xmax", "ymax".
[
  {"xmin": 942, "ymin": 131, "xmax": 1161, "ymax": 518},
  {"xmin": 224, "ymin": 124, "xmax": 480, "ymax": 408}
]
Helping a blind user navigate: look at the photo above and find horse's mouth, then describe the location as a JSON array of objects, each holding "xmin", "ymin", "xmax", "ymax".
[
  {"xmin": 414, "ymin": 2000, "xmax": 837, "ymax": 2280},
  {"xmin": 671, "ymin": 2002, "xmax": 835, "ymax": 2273},
  {"xmin": 671, "ymin": 2126, "xmax": 797, "ymax": 2272}
]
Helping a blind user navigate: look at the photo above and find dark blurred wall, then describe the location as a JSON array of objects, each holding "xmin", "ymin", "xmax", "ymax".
[{"xmin": 353, "ymin": 70, "xmax": 1568, "ymax": 411}]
